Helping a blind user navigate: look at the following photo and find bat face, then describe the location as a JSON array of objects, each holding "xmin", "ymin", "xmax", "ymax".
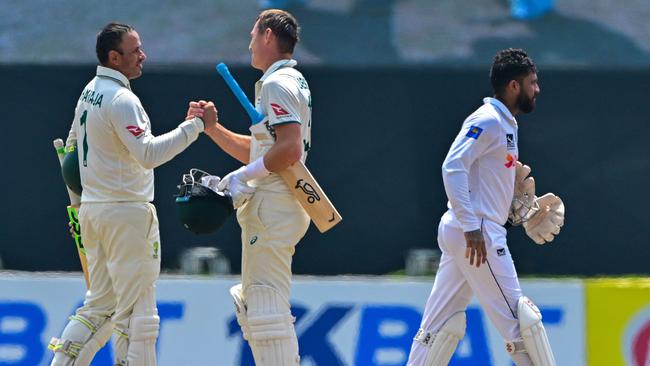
[
  {"xmin": 295, "ymin": 178, "xmax": 320, "ymax": 204},
  {"xmin": 278, "ymin": 162, "xmax": 342, "ymax": 233}
]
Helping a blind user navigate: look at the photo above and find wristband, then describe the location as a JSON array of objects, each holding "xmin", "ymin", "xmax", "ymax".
[{"xmin": 242, "ymin": 156, "xmax": 270, "ymax": 181}]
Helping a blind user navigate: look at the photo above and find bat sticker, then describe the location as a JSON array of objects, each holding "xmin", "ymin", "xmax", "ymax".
[{"xmin": 295, "ymin": 179, "xmax": 321, "ymax": 204}]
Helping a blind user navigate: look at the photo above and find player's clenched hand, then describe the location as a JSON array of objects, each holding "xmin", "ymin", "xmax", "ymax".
[
  {"xmin": 200, "ymin": 102, "xmax": 219, "ymax": 133},
  {"xmin": 68, "ymin": 221, "xmax": 79, "ymax": 238},
  {"xmin": 217, "ymin": 168, "xmax": 255, "ymax": 209},
  {"xmin": 186, "ymin": 101, "xmax": 205, "ymax": 120},
  {"xmin": 464, "ymin": 229, "xmax": 487, "ymax": 268},
  {"xmin": 186, "ymin": 100, "xmax": 219, "ymax": 133}
]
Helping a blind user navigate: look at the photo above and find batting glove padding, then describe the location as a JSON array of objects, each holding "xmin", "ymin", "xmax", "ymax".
[
  {"xmin": 218, "ymin": 169, "xmax": 256, "ymax": 209},
  {"xmin": 200, "ymin": 175, "xmax": 222, "ymax": 193},
  {"xmin": 217, "ymin": 157, "xmax": 269, "ymax": 209},
  {"xmin": 522, "ymin": 193, "xmax": 565, "ymax": 245}
]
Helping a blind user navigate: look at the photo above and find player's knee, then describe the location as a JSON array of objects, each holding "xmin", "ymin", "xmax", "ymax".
[
  {"xmin": 241, "ymin": 285, "xmax": 300, "ymax": 366},
  {"xmin": 129, "ymin": 315, "xmax": 160, "ymax": 342},
  {"xmin": 504, "ymin": 296, "xmax": 556, "ymax": 366},
  {"xmin": 414, "ymin": 311, "xmax": 466, "ymax": 347},
  {"xmin": 49, "ymin": 315, "xmax": 112, "ymax": 366},
  {"xmin": 245, "ymin": 284, "xmax": 295, "ymax": 342},
  {"xmin": 230, "ymin": 284, "xmax": 251, "ymax": 340},
  {"xmin": 112, "ymin": 315, "xmax": 159, "ymax": 366},
  {"xmin": 413, "ymin": 311, "xmax": 466, "ymax": 366}
]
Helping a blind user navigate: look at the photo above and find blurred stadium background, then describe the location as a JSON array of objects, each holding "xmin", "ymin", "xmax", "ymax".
[{"xmin": 1, "ymin": 0, "xmax": 649, "ymax": 365}]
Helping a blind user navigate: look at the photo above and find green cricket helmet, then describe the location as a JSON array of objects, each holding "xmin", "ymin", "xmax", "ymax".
[
  {"xmin": 175, "ymin": 169, "xmax": 234, "ymax": 234},
  {"xmin": 61, "ymin": 145, "xmax": 82, "ymax": 196}
]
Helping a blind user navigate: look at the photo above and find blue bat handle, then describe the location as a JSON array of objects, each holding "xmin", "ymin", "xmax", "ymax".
[{"xmin": 216, "ymin": 63, "xmax": 265, "ymax": 125}]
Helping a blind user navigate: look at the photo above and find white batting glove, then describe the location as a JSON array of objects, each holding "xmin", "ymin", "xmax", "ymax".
[
  {"xmin": 200, "ymin": 175, "xmax": 221, "ymax": 194},
  {"xmin": 217, "ymin": 170, "xmax": 255, "ymax": 209},
  {"xmin": 523, "ymin": 193, "xmax": 565, "ymax": 245},
  {"xmin": 217, "ymin": 158, "xmax": 270, "ymax": 209}
]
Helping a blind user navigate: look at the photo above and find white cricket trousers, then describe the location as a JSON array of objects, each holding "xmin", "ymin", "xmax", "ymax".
[
  {"xmin": 407, "ymin": 210, "xmax": 533, "ymax": 366},
  {"xmin": 77, "ymin": 202, "xmax": 161, "ymax": 352},
  {"xmin": 237, "ymin": 190, "xmax": 310, "ymax": 300}
]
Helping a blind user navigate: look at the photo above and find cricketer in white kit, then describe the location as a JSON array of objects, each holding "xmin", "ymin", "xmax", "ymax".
[
  {"xmin": 187, "ymin": 10, "xmax": 311, "ymax": 366},
  {"xmin": 48, "ymin": 23, "xmax": 207, "ymax": 366},
  {"xmin": 238, "ymin": 56, "xmax": 312, "ymax": 299},
  {"xmin": 407, "ymin": 48, "xmax": 565, "ymax": 366},
  {"xmin": 231, "ymin": 56, "xmax": 312, "ymax": 366}
]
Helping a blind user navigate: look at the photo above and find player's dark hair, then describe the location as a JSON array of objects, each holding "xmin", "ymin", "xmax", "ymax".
[
  {"xmin": 256, "ymin": 9, "xmax": 300, "ymax": 54},
  {"xmin": 490, "ymin": 48, "xmax": 537, "ymax": 95},
  {"xmin": 96, "ymin": 22, "xmax": 134, "ymax": 65}
]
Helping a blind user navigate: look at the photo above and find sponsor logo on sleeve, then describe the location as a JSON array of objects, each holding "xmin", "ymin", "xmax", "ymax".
[
  {"xmin": 504, "ymin": 153, "xmax": 517, "ymax": 168},
  {"xmin": 126, "ymin": 125, "xmax": 145, "ymax": 138},
  {"xmin": 506, "ymin": 133, "xmax": 516, "ymax": 149},
  {"xmin": 270, "ymin": 103, "xmax": 290, "ymax": 117},
  {"xmin": 466, "ymin": 126, "xmax": 483, "ymax": 139}
]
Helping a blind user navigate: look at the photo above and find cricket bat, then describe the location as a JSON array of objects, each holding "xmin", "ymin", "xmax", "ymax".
[
  {"xmin": 53, "ymin": 138, "xmax": 90, "ymax": 288},
  {"xmin": 216, "ymin": 62, "xmax": 342, "ymax": 233}
]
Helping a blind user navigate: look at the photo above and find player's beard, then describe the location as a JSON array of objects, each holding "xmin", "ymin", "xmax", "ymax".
[{"xmin": 517, "ymin": 90, "xmax": 537, "ymax": 114}]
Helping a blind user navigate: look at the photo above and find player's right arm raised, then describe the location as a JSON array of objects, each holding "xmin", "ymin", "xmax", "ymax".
[
  {"xmin": 112, "ymin": 92, "xmax": 205, "ymax": 169},
  {"xmin": 186, "ymin": 101, "xmax": 258, "ymax": 208},
  {"xmin": 187, "ymin": 101, "xmax": 251, "ymax": 164}
]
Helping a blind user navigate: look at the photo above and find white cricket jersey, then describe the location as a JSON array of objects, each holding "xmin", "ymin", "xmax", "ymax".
[
  {"xmin": 66, "ymin": 66, "xmax": 203, "ymax": 203},
  {"xmin": 442, "ymin": 97, "xmax": 519, "ymax": 232},
  {"xmin": 249, "ymin": 59, "xmax": 312, "ymax": 193}
]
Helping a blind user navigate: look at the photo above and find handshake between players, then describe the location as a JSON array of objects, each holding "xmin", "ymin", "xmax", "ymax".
[{"xmin": 185, "ymin": 100, "xmax": 256, "ymax": 209}]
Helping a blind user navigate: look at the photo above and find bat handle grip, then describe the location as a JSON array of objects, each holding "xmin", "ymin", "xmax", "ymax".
[{"xmin": 216, "ymin": 63, "xmax": 265, "ymax": 124}]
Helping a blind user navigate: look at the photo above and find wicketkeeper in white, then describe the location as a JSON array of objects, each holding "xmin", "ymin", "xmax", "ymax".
[
  {"xmin": 48, "ymin": 22, "xmax": 215, "ymax": 366},
  {"xmin": 187, "ymin": 9, "xmax": 311, "ymax": 366},
  {"xmin": 407, "ymin": 48, "xmax": 565, "ymax": 366}
]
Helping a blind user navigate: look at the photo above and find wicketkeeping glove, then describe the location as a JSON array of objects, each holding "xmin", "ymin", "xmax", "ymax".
[
  {"xmin": 522, "ymin": 193, "xmax": 565, "ymax": 245},
  {"xmin": 509, "ymin": 161, "xmax": 538, "ymax": 225}
]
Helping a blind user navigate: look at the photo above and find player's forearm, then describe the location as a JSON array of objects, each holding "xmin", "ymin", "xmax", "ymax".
[
  {"xmin": 137, "ymin": 117, "xmax": 203, "ymax": 169},
  {"xmin": 205, "ymin": 123, "xmax": 251, "ymax": 164}
]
